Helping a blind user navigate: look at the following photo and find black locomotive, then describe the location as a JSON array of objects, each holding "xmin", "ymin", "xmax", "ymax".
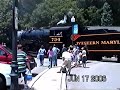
[{"xmin": 17, "ymin": 25, "xmax": 120, "ymax": 62}]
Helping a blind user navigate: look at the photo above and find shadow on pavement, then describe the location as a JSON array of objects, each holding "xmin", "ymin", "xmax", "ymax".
[
  {"xmin": 32, "ymin": 73, "xmax": 38, "ymax": 77},
  {"xmin": 17, "ymin": 85, "xmax": 36, "ymax": 90},
  {"xmin": 84, "ymin": 67, "xmax": 90, "ymax": 68}
]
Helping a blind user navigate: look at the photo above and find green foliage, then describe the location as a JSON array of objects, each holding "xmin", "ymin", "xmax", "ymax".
[
  {"xmin": 75, "ymin": 6, "xmax": 101, "ymax": 26},
  {"xmin": 0, "ymin": 0, "xmax": 12, "ymax": 30},
  {"xmin": 0, "ymin": 0, "xmax": 120, "ymax": 31},
  {"xmin": 86, "ymin": 6, "xmax": 101, "ymax": 25},
  {"xmin": 106, "ymin": 0, "xmax": 120, "ymax": 25},
  {"xmin": 30, "ymin": 0, "xmax": 104, "ymax": 27},
  {"xmin": 0, "ymin": 0, "xmax": 12, "ymax": 44},
  {"xmin": 101, "ymin": 2, "xmax": 113, "ymax": 26},
  {"xmin": 31, "ymin": 0, "xmax": 78, "ymax": 27},
  {"xmin": 76, "ymin": 0, "xmax": 106, "ymax": 8},
  {"xmin": 19, "ymin": 0, "xmax": 44, "ymax": 29}
]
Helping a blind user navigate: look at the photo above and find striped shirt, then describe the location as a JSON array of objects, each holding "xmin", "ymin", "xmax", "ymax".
[{"xmin": 17, "ymin": 50, "xmax": 28, "ymax": 73}]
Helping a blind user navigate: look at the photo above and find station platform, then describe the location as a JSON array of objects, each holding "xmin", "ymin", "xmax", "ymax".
[
  {"xmin": 28, "ymin": 58, "xmax": 66, "ymax": 90},
  {"xmin": 28, "ymin": 59, "xmax": 120, "ymax": 90},
  {"xmin": 28, "ymin": 67, "xmax": 66, "ymax": 90}
]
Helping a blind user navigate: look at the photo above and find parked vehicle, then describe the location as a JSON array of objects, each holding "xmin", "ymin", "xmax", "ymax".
[
  {"xmin": 0, "ymin": 45, "xmax": 12, "ymax": 64},
  {"xmin": 0, "ymin": 45, "xmax": 36, "ymax": 88},
  {"xmin": 0, "ymin": 45, "xmax": 36, "ymax": 68},
  {"xmin": 0, "ymin": 63, "xmax": 11, "ymax": 90}
]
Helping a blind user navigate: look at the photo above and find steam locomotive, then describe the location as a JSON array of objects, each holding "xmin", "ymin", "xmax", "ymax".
[
  {"xmin": 17, "ymin": 25, "xmax": 120, "ymax": 62},
  {"xmin": 17, "ymin": 26, "xmax": 72, "ymax": 57}
]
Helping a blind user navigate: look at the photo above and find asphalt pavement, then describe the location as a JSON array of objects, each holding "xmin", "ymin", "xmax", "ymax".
[
  {"xmin": 20, "ymin": 58, "xmax": 120, "ymax": 90},
  {"xmin": 67, "ymin": 61, "xmax": 120, "ymax": 90},
  {"xmin": 28, "ymin": 58, "xmax": 65, "ymax": 90},
  {"xmin": 19, "ymin": 58, "xmax": 63, "ymax": 90}
]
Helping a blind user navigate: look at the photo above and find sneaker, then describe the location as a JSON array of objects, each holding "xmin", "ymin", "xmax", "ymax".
[
  {"xmin": 57, "ymin": 71, "xmax": 61, "ymax": 73},
  {"xmin": 40, "ymin": 64, "xmax": 43, "ymax": 66},
  {"xmin": 48, "ymin": 65, "xmax": 51, "ymax": 69}
]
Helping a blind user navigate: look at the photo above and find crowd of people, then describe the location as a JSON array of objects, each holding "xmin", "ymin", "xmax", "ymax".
[
  {"xmin": 16, "ymin": 43, "xmax": 88, "ymax": 89},
  {"xmin": 37, "ymin": 43, "xmax": 88, "ymax": 75},
  {"xmin": 0, "ymin": 41, "xmax": 88, "ymax": 89},
  {"xmin": 37, "ymin": 44, "xmax": 60, "ymax": 68},
  {"xmin": 57, "ymin": 44, "xmax": 88, "ymax": 75}
]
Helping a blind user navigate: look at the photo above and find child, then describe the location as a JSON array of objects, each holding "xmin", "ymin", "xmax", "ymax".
[
  {"xmin": 77, "ymin": 51, "xmax": 82, "ymax": 65},
  {"xmin": 81, "ymin": 47, "xmax": 87, "ymax": 68}
]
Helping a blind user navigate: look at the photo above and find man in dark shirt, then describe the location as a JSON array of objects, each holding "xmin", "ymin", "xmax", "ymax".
[{"xmin": 61, "ymin": 44, "xmax": 67, "ymax": 53}]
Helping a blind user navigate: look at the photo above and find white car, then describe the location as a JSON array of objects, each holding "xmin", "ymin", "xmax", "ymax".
[{"xmin": 0, "ymin": 63, "xmax": 11, "ymax": 90}]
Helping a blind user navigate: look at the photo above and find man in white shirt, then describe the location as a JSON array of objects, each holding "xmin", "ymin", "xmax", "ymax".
[{"xmin": 57, "ymin": 48, "xmax": 72, "ymax": 75}]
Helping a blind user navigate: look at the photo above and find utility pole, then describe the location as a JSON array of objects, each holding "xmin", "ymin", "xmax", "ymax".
[{"xmin": 10, "ymin": 0, "xmax": 19, "ymax": 90}]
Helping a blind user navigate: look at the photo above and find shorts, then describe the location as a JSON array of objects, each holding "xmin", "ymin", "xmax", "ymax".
[
  {"xmin": 18, "ymin": 71, "xmax": 26, "ymax": 78},
  {"xmin": 82, "ymin": 56, "xmax": 87, "ymax": 63},
  {"xmin": 62, "ymin": 60, "xmax": 71, "ymax": 71}
]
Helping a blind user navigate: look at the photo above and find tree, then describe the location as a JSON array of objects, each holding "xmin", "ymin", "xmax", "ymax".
[
  {"xmin": 101, "ymin": 2, "xmax": 113, "ymax": 26},
  {"xmin": 106, "ymin": 0, "xmax": 120, "ymax": 26},
  {"xmin": 0, "ymin": 0, "xmax": 12, "ymax": 45},
  {"xmin": 31, "ymin": 0, "xmax": 79, "ymax": 28},
  {"xmin": 19, "ymin": 0, "xmax": 44, "ymax": 29},
  {"xmin": 76, "ymin": 0, "xmax": 106, "ymax": 9},
  {"xmin": 0, "ymin": 0, "xmax": 12, "ymax": 30},
  {"xmin": 86, "ymin": 6, "xmax": 101, "ymax": 26}
]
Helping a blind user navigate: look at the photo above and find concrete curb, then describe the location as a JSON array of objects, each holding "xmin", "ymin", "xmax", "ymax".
[
  {"xmin": 28, "ymin": 68, "xmax": 49, "ymax": 88},
  {"xmin": 28, "ymin": 67, "xmax": 67, "ymax": 90}
]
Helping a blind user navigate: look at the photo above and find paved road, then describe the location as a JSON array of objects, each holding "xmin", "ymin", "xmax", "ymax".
[
  {"xmin": 28, "ymin": 58, "xmax": 64, "ymax": 90},
  {"xmin": 18, "ymin": 59, "xmax": 120, "ymax": 90},
  {"xmin": 67, "ymin": 61, "xmax": 120, "ymax": 90},
  {"xmin": 19, "ymin": 58, "xmax": 49, "ymax": 85},
  {"xmin": 7, "ymin": 58, "xmax": 50, "ymax": 90},
  {"xmin": 32, "ymin": 58, "xmax": 63, "ymax": 74}
]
